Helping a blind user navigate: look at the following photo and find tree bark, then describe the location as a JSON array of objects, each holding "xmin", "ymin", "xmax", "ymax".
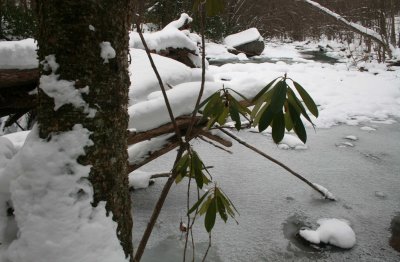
[{"xmin": 36, "ymin": 0, "xmax": 134, "ymax": 259}]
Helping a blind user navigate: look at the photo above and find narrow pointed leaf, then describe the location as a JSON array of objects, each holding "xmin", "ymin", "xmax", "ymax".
[
  {"xmin": 293, "ymin": 81, "xmax": 318, "ymax": 117},
  {"xmin": 258, "ymin": 81, "xmax": 287, "ymax": 132},
  {"xmin": 288, "ymin": 103, "xmax": 307, "ymax": 143},
  {"xmin": 216, "ymin": 196, "xmax": 228, "ymax": 222},
  {"xmin": 229, "ymin": 105, "xmax": 242, "ymax": 130},
  {"xmin": 272, "ymin": 110, "xmax": 285, "ymax": 143},
  {"xmin": 252, "ymin": 77, "xmax": 280, "ymax": 102},
  {"xmin": 188, "ymin": 191, "xmax": 210, "ymax": 214},
  {"xmin": 287, "ymin": 88, "xmax": 313, "ymax": 124},
  {"xmin": 205, "ymin": 198, "xmax": 217, "ymax": 232}
]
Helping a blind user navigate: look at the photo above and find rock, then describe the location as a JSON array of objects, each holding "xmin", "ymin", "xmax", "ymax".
[
  {"xmin": 224, "ymin": 28, "xmax": 265, "ymax": 57},
  {"xmin": 234, "ymin": 40, "xmax": 265, "ymax": 57}
]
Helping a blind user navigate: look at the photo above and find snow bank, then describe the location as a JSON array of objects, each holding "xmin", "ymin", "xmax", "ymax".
[
  {"xmin": 128, "ymin": 170, "xmax": 153, "ymax": 189},
  {"xmin": 0, "ymin": 38, "xmax": 37, "ymax": 69},
  {"xmin": 0, "ymin": 137, "xmax": 16, "ymax": 169},
  {"xmin": 224, "ymin": 28, "xmax": 263, "ymax": 48},
  {"xmin": 2, "ymin": 131, "xmax": 30, "ymax": 151},
  {"xmin": 1, "ymin": 125, "xmax": 128, "ymax": 262},
  {"xmin": 129, "ymin": 49, "xmax": 213, "ymax": 105},
  {"xmin": 130, "ymin": 14, "xmax": 198, "ymax": 53},
  {"xmin": 299, "ymin": 218, "xmax": 356, "ymax": 249}
]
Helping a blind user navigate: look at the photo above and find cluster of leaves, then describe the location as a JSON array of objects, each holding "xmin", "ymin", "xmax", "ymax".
[
  {"xmin": 185, "ymin": 75, "xmax": 317, "ymax": 233},
  {"xmin": 251, "ymin": 76, "xmax": 318, "ymax": 143},
  {"xmin": 197, "ymin": 75, "xmax": 318, "ymax": 144},
  {"xmin": 174, "ymin": 148, "xmax": 238, "ymax": 232},
  {"xmin": 189, "ymin": 185, "xmax": 238, "ymax": 232},
  {"xmin": 0, "ymin": 1, "xmax": 36, "ymax": 40},
  {"xmin": 174, "ymin": 150, "xmax": 211, "ymax": 189},
  {"xmin": 199, "ymin": 87, "xmax": 250, "ymax": 130}
]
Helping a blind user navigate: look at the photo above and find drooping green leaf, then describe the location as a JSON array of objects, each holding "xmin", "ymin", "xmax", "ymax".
[
  {"xmin": 196, "ymin": 92, "xmax": 220, "ymax": 114},
  {"xmin": 229, "ymin": 104, "xmax": 242, "ymax": 130},
  {"xmin": 227, "ymin": 88, "xmax": 251, "ymax": 103},
  {"xmin": 199, "ymin": 196, "xmax": 212, "ymax": 216},
  {"xmin": 288, "ymin": 103, "xmax": 307, "ymax": 143},
  {"xmin": 217, "ymin": 106, "xmax": 229, "ymax": 125},
  {"xmin": 284, "ymin": 104, "xmax": 294, "ymax": 131},
  {"xmin": 203, "ymin": 92, "xmax": 222, "ymax": 117},
  {"xmin": 287, "ymin": 88, "xmax": 313, "ymax": 125},
  {"xmin": 257, "ymin": 81, "xmax": 287, "ymax": 132},
  {"xmin": 192, "ymin": 151, "xmax": 204, "ymax": 189},
  {"xmin": 216, "ymin": 196, "xmax": 228, "ymax": 222},
  {"xmin": 293, "ymin": 81, "xmax": 318, "ymax": 117},
  {"xmin": 252, "ymin": 77, "xmax": 281, "ymax": 102},
  {"xmin": 188, "ymin": 191, "xmax": 210, "ymax": 214},
  {"xmin": 272, "ymin": 110, "xmax": 285, "ymax": 143},
  {"xmin": 205, "ymin": 198, "xmax": 217, "ymax": 232}
]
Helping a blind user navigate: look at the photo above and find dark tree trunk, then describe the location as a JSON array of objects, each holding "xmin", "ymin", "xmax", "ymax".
[{"xmin": 36, "ymin": 0, "xmax": 134, "ymax": 259}]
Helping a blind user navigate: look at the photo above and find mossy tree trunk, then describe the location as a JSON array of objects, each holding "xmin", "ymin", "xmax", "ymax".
[{"xmin": 36, "ymin": 0, "xmax": 134, "ymax": 259}]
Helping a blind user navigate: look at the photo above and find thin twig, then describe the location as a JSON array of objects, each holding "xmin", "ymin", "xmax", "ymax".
[
  {"xmin": 199, "ymin": 136, "xmax": 233, "ymax": 154},
  {"xmin": 183, "ymin": 176, "xmax": 192, "ymax": 261},
  {"xmin": 134, "ymin": 146, "xmax": 187, "ymax": 262},
  {"xmin": 218, "ymin": 128, "xmax": 335, "ymax": 200},
  {"xmin": 134, "ymin": 14, "xmax": 183, "ymax": 142},
  {"xmin": 201, "ymin": 233, "xmax": 212, "ymax": 262},
  {"xmin": 186, "ymin": 4, "xmax": 207, "ymax": 141}
]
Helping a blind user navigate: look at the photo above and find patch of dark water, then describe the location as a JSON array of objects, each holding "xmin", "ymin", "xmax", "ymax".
[
  {"xmin": 299, "ymin": 50, "xmax": 339, "ymax": 64},
  {"xmin": 390, "ymin": 213, "xmax": 400, "ymax": 253},
  {"xmin": 208, "ymin": 57, "xmax": 296, "ymax": 66}
]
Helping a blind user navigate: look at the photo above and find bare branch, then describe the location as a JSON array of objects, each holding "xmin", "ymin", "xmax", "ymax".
[{"xmin": 218, "ymin": 128, "xmax": 336, "ymax": 200}]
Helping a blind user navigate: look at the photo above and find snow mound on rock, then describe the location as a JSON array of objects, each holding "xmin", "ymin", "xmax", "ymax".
[
  {"xmin": 224, "ymin": 28, "xmax": 263, "ymax": 48},
  {"xmin": 299, "ymin": 218, "xmax": 356, "ymax": 249}
]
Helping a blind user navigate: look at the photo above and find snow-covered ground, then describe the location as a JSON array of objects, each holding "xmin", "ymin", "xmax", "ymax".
[{"xmin": 133, "ymin": 121, "xmax": 400, "ymax": 261}]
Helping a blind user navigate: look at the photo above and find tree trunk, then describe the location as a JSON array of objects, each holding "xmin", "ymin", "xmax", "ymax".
[{"xmin": 36, "ymin": 0, "xmax": 134, "ymax": 259}]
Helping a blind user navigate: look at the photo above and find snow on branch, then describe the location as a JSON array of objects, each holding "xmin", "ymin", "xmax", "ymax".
[{"xmin": 304, "ymin": 0, "xmax": 397, "ymax": 59}]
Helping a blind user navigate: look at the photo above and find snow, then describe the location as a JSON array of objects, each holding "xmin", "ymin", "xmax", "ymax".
[
  {"xmin": 0, "ymin": 125, "xmax": 127, "ymax": 262},
  {"xmin": 128, "ymin": 170, "xmax": 153, "ymax": 189},
  {"xmin": 99, "ymin": 41, "xmax": 116, "ymax": 63},
  {"xmin": 278, "ymin": 134, "xmax": 307, "ymax": 150},
  {"xmin": 128, "ymin": 134, "xmax": 174, "ymax": 165},
  {"xmin": 312, "ymin": 183, "xmax": 336, "ymax": 200},
  {"xmin": 164, "ymin": 13, "xmax": 192, "ymax": 29},
  {"xmin": 299, "ymin": 218, "xmax": 356, "ymax": 249},
  {"xmin": 344, "ymin": 135, "xmax": 358, "ymax": 141},
  {"xmin": 129, "ymin": 14, "xmax": 198, "ymax": 53},
  {"xmin": 2, "ymin": 131, "xmax": 30, "ymax": 151},
  {"xmin": 205, "ymin": 43, "xmax": 238, "ymax": 61},
  {"xmin": 129, "ymin": 49, "xmax": 213, "ymax": 105},
  {"xmin": 0, "ymin": 39, "xmax": 37, "ymax": 69},
  {"xmin": 360, "ymin": 126, "xmax": 376, "ymax": 131},
  {"xmin": 40, "ymin": 55, "xmax": 97, "ymax": 117},
  {"xmin": 0, "ymin": 137, "xmax": 16, "ymax": 168},
  {"xmin": 224, "ymin": 28, "xmax": 263, "ymax": 48}
]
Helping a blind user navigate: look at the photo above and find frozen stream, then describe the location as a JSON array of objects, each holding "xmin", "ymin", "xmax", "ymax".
[{"xmin": 132, "ymin": 121, "xmax": 400, "ymax": 261}]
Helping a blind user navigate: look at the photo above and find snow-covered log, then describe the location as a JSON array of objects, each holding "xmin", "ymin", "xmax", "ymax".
[{"xmin": 303, "ymin": 0, "xmax": 397, "ymax": 59}]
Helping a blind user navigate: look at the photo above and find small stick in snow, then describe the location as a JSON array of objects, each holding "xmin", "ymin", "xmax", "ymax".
[{"xmin": 218, "ymin": 128, "xmax": 336, "ymax": 201}]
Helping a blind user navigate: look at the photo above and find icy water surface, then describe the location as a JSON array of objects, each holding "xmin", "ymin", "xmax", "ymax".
[{"xmin": 132, "ymin": 121, "xmax": 400, "ymax": 261}]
